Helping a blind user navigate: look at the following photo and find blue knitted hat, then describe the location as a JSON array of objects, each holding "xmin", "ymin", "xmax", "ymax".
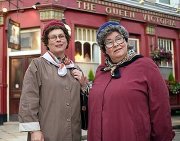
[{"xmin": 97, "ymin": 21, "xmax": 129, "ymax": 53}]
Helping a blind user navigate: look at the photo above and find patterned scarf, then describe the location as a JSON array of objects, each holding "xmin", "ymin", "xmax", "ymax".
[
  {"xmin": 101, "ymin": 50, "xmax": 143, "ymax": 79},
  {"xmin": 42, "ymin": 51, "xmax": 75, "ymax": 76}
]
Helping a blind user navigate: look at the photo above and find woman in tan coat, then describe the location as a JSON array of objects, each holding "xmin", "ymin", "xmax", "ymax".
[{"xmin": 18, "ymin": 20, "xmax": 87, "ymax": 141}]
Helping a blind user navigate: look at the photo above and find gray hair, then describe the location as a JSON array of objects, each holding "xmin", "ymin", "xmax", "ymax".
[{"xmin": 97, "ymin": 22, "xmax": 129, "ymax": 53}]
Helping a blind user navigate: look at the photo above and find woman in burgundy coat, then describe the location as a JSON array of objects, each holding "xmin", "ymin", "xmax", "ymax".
[{"xmin": 88, "ymin": 21, "xmax": 175, "ymax": 141}]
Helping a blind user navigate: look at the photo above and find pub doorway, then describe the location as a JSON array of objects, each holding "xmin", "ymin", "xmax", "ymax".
[{"xmin": 9, "ymin": 54, "xmax": 40, "ymax": 121}]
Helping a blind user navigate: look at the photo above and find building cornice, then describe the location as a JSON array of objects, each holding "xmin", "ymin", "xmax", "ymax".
[
  {"xmin": 82, "ymin": 0, "xmax": 180, "ymax": 18},
  {"xmin": 111, "ymin": 0, "xmax": 180, "ymax": 17}
]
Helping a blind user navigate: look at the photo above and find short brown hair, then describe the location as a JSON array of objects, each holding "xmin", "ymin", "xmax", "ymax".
[{"xmin": 41, "ymin": 20, "xmax": 71, "ymax": 50}]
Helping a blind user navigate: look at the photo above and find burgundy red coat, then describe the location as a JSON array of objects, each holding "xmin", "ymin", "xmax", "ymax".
[{"xmin": 88, "ymin": 57, "xmax": 175, "ymax": 141}]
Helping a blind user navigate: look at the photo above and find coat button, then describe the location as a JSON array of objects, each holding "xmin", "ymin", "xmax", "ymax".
[
  {"xmin": 66, "ymin": 103, "xmax": 70, "ymax": 106},
  {"xmin": 65, "ymin": 86, "xmax": 69, "ymax": 90},
  {"xmin": 67, "ymin": 118, "xmax": 71, "ymax": 122}
]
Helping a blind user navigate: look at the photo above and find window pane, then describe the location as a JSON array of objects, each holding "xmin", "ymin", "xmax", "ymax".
[
  {"xmin": 20, "ymin": 29, "xmax": 40, "ymax": 51},
  {"xmin": 10, "ymin": 58, "xmax": 24, "ymax": 90},
  {"xmin": 84, "ymin": 42, "xmax": 91, "ymax": 62},
  {"xmin": 157, "ymin": 38, "xmax": 174, "ymax": 80},
  {"xmin": 92, "ymin": 43, "xmax": 99, "ymax": 63},
  {"xmin": 159, "ymin": 67, "xmax": 173, "ymax": 80},
  {"xmin": 159, "ymin": 0, "xmax": 170, "ymax": 4},
  {"xmin": 74, "ymin": 27, "xmax": 100, "ymax": 76},
  {"xmin": 83, "ymin": 29, "xmax": 86, "ymax": 41},
  {"xmin": 75, "ymin": 41, "xmax": 83, "ymax": 62},
  {"xmin": 87, "ymin": 29, "xmax": 90, "ymax": 41},
  {"xmin": 78, "ymin": 28, "xmax": 82, "ymax": 40},
  {"xmin": 128, "ymin": 38, "xmax": 139, "ymax": 54}
]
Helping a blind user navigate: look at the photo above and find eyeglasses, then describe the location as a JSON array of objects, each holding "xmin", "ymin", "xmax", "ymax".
[
  {"xmin": 48, "ymin": 34, "xmax": 66, "ymax": 42},
  {"xmin": 105, "ymin": 35, "xmax": 125, "ymax": 48}
]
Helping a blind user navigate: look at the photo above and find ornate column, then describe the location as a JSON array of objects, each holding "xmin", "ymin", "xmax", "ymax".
[
  {"xmin": 0, "ymin": 14, "xmax": 7, "ymax": 125},
  {"xmin": 145, "ymin": 24, "xmax": 156, "ymax": 57}
]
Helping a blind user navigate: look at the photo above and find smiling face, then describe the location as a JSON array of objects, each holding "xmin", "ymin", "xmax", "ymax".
[
  {"xmin": 105, "ymin": 31, "xmax": 128, "ymax": 63},
  {"xmin": 47, "ymin": 29, "xmax": 68, "ymax": 58}
]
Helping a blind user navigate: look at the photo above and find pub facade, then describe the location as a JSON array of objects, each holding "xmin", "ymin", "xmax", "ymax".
[{"xmin": 0, "ymin": 0, "xmax": 180, "ymax": 124}]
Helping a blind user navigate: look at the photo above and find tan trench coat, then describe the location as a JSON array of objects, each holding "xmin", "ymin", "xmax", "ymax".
[{"xmin": 19, "ymin": 57, "xmax": 81, "ymax": 141}]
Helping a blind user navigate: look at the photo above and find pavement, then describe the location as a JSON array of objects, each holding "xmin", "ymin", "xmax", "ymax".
[
  {"xmin": 0, "ymin": 113, "xmax": 180, "ymax": 141},
  {"xmin": 0, "ymin": 122, "xmax": 87, "ymax": 141}
]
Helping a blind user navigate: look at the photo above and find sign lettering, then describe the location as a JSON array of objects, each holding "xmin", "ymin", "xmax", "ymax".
[
  {"xmin": 105, "ymin": 7, "xmax": 135, "ymax": 18},
  {"xmin": 76, "ymin": 1, "xmax": 177, "ymax": 27}
]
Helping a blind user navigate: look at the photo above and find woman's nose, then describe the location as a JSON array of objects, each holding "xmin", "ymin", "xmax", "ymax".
[{"xmin": 113, "ymin": 41, "xmax": 119, "ymax": 47}]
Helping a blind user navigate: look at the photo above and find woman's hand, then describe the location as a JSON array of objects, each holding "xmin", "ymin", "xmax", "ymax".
[
  {"xmin": 71, "ymin": 69, "xmax": 87, "ymax": 86},
  {"xmin": 31, "ymin": 131, "xmax": 44, "ymax": 141}
]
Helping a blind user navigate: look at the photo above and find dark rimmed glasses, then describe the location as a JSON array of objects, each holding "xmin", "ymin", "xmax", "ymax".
[
  {"xmin": 105, "ymin": 35, "xmax": 125, "ymax": 48},
  {"xmin": 48, "ymin": 34, "xmax": 66, "ymax": 42}
]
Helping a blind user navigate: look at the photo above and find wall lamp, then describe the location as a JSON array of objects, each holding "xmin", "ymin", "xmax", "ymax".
[
  {"xmin": 2, "ymin": 7, "xmax": 8, "ymax": 13},
  {"xmin": 32, "ymin": 2, "xmax": 40, "ymax": 9},
  {"xmin": 62, "ymin": 18, "xmax": 71, "ymax": 36}
]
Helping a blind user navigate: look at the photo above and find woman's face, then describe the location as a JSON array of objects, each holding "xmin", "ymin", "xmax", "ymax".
[
  {"xmin": 105, "ymin": 31, "xmax": 128, "ymax": 63},
  {"xmin": 47, "ymin": 29, "xmax": 68, "ymax": 57}
]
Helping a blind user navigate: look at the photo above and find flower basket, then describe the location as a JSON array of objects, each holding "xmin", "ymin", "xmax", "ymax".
[
  {"xmin": 150, "ymin": 48, "xmax": 172, "ymax": 65},
  {"xmin": 169, "ymin": 82, "xmax": 180, "ymax": 95}
]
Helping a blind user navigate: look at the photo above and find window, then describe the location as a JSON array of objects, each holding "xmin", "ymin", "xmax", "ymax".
[
  {"xmin": 128, "ymin": 38, "xmax": 140, "ymax": 54},
  {"xmin": 75, "ymin": 27, "xmax": 100, "ymax": 63},
  {"xmin": 0, "ymin": 16, "xmax": 3, "ymax": 25},
  {"xmin": 159, "ymin": 0, "xmax": 170, "ymax": 5},
  {"xmin": 75, "ymin": 27, "xmax": 101, "ymax": 77},
  {"xmin": 20, "ymin": 28, "xmax": 41, "ymax": 51},
  {"xmin": 158, "ymin": 38, "xmax": 174, "ymax": 79},
  {"xmin": 146, "ymin": 25, "xmax": 155, "ymax": 35}
]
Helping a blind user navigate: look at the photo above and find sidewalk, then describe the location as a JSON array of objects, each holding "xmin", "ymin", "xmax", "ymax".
[
  {"xmin": 0, "ymin": 122, "xmax": 87, "ymax": 141},
  {"xmin": 172, "ymin": 114, "xmax": 180, "ymax": 141},
  {"xmin": 0, "ymin": 116, "xmax": 180, "ymax": 141}
]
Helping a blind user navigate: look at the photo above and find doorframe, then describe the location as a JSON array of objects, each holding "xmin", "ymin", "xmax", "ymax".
[{"xmin": 7, "ymin": 49, "xmax": 41, "ymax": 121}]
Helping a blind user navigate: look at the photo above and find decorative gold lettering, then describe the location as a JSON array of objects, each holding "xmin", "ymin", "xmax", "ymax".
[
  {"xmin": 77, "ymin": 1, "xmax": 82, "ymax": 9},
  {"xmin": 112, "ymin": 8, "xmax": 119, "ymax": 15},
  {"xmin": 76, "ymin": 1, "xmax": 177, "ymax": 27},
  {"xmin": 171, "ymin": 21, "xmax": 176, "ymax": 26},
  {"xmin": 77, "ymin": 1, "xmax": 96, "ymax": 11},
  {"xmin": 159, "ymin": 18, "xmax": 165, "ymax": 24},
  {"xmin": 151, "ymin": 16, "xmax": 156, "ymax": 22},
  {"xmin": 106, "ymin": 7, "xmax": 111, "ymax": 14},
  {"xmin": 143, "ymin": 14, "xmax": 176, "ymax": 27},
  {"xmin": 84, "ymin": 2, "xmax": 90, "ymax": 10},
  {"xmin": 105, "ymin": 7, "xmax": 135, "ymax": 18},
  {"xmin": 91, "ymin": 4, "xmax": 96, "ymax": 11},
  {"xmin": 143, "ymin": 14, "xmax": 147, "ymax": 20},
  {"xmin": 119, "ymin": 9, "xmax": 125, "ymax": 16}
]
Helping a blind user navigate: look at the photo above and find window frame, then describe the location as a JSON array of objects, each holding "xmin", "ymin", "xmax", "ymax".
[
  {"xmin": 128, "ymin": 38, "xmax": 140, "ymax": 54},
  {"xmin": 75, "ymin": 27, "xmax": 101, "ymax": 63},
  {"xmin": 157, "ymin": 37, "xmax": 175, "ymax": 79},
  {"xmin": 156, "ymin": 0, "xmax": 176, "ymax": 7}
]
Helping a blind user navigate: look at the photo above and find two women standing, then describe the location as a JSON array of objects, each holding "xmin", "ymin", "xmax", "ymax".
[{"xmin": 19, "ymin": 20, "xmax": 174, "ymax": 141}]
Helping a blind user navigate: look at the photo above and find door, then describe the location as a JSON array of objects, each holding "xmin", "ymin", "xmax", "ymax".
[{"xmin": 9, "ymin": 54, "xmax": 40, "ymax": 121}]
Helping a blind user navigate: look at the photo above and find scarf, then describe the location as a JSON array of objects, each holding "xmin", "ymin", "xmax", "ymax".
[
  {"xmin": 42, "ymin": 51, "xmax": 75, "ymax": 76},
  {"xmin": 101, "ymin": 50, "xmax": 143, "ymax": 79}
]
